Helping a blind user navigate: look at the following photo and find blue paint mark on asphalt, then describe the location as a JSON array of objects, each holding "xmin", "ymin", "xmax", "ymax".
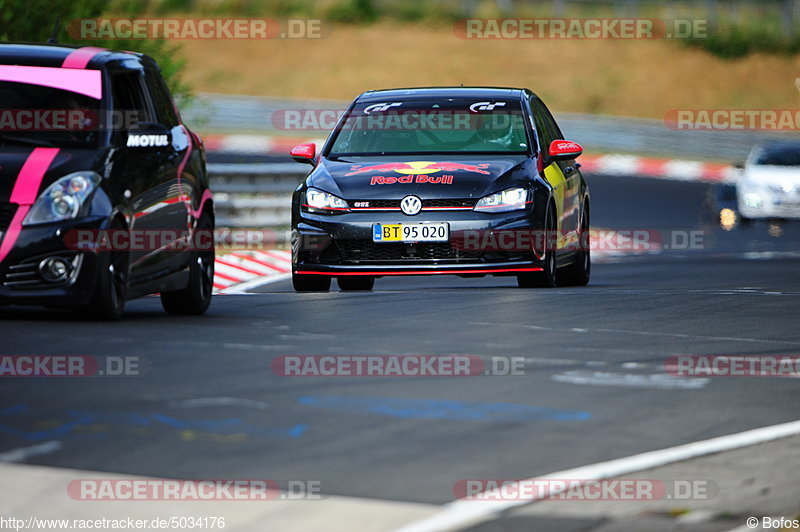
[
  {"xmin": 297, "ymin": 396, "xmax": 591, "ymax": 422},
  {"xmin": 0, "ymin": 407, "xmax": 307, "ymax": 441}
]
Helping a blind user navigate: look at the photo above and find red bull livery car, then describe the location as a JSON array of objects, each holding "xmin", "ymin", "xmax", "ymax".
[{"xmin": 290, "ymin": 87, "xmax": 590, "ymax": 291}]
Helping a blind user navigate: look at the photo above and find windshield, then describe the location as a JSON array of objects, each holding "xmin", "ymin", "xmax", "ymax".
[
  {"xmin": 329, "ymin": 98, "xmax": 529, "ymax": 156},
  {"xmin": 753, "ymin": 145, "xmax": 800, "ymax": 167},
  {"xmin": 0, "ymin": 81, "xmax": 103, "ymax": 148}
]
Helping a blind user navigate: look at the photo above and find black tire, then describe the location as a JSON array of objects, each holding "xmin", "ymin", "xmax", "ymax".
[
  {"xmin": 338, "ymin": 276, "xmax": 374, "ymax": 291},
  {"xmin": 292, "ymin": 273, "xmax": 331, "ymax": 292},
  {"xmin": 160, "ymin": 216, "xmax": 214, "ymax": 315},
  {"xmin": 518, "ymin": 204, "xmax": 557, "ymax": 288},
  {"xmin": 558, "ymin": 201, "xmax": 591, "ymax": 287},
  {"xmin": 86, "ymin": 219, "xmax": 128, "ymax": 320}
]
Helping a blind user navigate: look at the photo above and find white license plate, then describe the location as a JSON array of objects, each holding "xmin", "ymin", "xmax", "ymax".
[{"xmin": 372, "ymin": 223, "xmax": 449, "ymax": 242}]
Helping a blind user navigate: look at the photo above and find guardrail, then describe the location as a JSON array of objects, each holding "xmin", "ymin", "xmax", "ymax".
[{"xmin": 208, "ymin": 163, "xmax": 307, "ymax": 231}]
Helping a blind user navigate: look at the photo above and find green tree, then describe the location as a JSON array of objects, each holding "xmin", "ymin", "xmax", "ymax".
[{"xmin": 0, "ymin": 0, "xmax": 190, "ymax": 101}]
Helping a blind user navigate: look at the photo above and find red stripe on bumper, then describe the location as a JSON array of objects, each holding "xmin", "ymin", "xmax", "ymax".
[{"xmin": 294, "ymin": 267, "xmax": 543, "ymax": 276}]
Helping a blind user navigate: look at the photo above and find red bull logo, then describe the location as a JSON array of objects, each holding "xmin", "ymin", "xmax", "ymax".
[{"xmin": 345, "ymin": 161, "xmax": 490, "ymax": 176}]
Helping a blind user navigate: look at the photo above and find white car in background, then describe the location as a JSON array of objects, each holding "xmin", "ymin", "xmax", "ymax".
[{"xmin": 737, "ymin": 141, "xmax": 800, "ymax": 221}]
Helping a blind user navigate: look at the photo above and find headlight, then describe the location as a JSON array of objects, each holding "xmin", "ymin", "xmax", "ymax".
[
  {"xmin": 23, "ymin": 172, "xmax": 101, "ymax": 225},
  {"xmin": 303, "ymin": 188, "xmax": 349, "ymax": 214},
  {"xmin": 474, "ymin": 187, "xmax": 528, "ymax": 212}
]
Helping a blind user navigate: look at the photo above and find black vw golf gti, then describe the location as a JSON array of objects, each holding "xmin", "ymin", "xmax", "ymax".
[
  {"xmin": 0, "ymin": 44, "xmax": 214, "ymax": 318},
  {"xmin": 290, "ymin": 87, "xmax": 589, "ymax": 291}
]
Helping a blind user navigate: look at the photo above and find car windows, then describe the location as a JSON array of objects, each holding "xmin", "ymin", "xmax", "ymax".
[
  {"xmin": 530, "ymin": 98, "xmax": 565, "ymax": 154},
  {"xmin": 329, "ymin": 99, "xmax": 529, "ymax": 155},
  {"xmin": 539, "ymin": 99, "xmax": 564, "ymax": 141},
  {"xmin": 110, "ymin": 71, "xmax": 150, "ymax": 129},
  {"xmin": 529, "ymin": 99, "xmax": 553, "ymax": 153},
  {"xmin": 753, "ymin": 146, "xmax": 800, "ymax": 166},
  {"xmin": 0, "ymin": 81, "xmax": 101, "ymax": 148},
  {"xmin": 144, "ymin": 67, "xmax": 179, "ymax": 128}
]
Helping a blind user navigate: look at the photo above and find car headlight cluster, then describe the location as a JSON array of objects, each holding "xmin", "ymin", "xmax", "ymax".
[
  {"xmin": 304, "ymin": 188, "xmax": 349, "ymax": 214},
  {"xmin": 474, "ymin": 187, "xmax": 528, "ymax": 213},
  {"xmin": 23, "ymin": 172, "xmax": 101, "ymax": 225}
]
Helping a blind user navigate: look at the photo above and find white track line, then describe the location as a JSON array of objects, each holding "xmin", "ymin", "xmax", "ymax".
[
  {"xmin": 394, "ymin": 419, "xmax": 800, "ymax": 532},
  {"xmin": 0, "ymin": 441, "xmax": 62, "ymax": 463}
]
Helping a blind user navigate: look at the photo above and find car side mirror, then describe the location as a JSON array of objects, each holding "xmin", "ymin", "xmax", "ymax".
[
  {"xmin": 291, "ymin": 143, "xmax": 317, "ymax": 165},
  {"xmin": 733, "ymin": 161, "xmax": 745, "ymax": 169},
  {"xmin": 548, "ymin": 139, "xmax": 583, "ymax": 161},
  {"xmin": 126, "ymin": 122, "xmax": 171, "ymax": 149}
]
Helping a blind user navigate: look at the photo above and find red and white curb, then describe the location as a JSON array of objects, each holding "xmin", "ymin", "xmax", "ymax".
[
  {"xmin": 213, "ymin": 250, "xmax": 291, "ymax": 294},
  {"xmin": 578, "ymin": 154, "xmax": 737, "ymax": 182},
  {"xmin": 201, "ymin": 134, "xmax": 737, "ymax": 183},
  {"xmin": 203, "ymin": 134, "xmax": 325, "ymax": 157}
]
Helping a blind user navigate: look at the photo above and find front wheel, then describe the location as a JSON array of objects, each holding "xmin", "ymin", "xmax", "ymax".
[
  {"xmin": 558, "ymin": 202, "xmax": 591, "ymax": 286},
  {"xmin": 518, "ymin": 205, "xmax": 557, "ymax": 288},
  {"xmin": 292, "ymin": 272, "xmax": 331, "ymax": 292},
  {"xmin": 161, "ymin": 216, "xmax": 214, "ymax": 315},
  {"xmin": 86, "ymin": 220, "xmax": 128, "ymax": 320}
]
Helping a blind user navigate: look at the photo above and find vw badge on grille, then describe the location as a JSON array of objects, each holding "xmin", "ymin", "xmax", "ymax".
[{"xmin": 400, "ymin": 195, "xmax": 422, "ymax": 215}]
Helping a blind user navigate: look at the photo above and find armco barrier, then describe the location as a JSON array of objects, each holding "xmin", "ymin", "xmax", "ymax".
[{"xmin": 208, "ymin": 163, "xmax": 306, "ymax": 230}]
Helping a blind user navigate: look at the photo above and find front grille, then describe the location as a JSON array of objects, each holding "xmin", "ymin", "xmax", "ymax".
[
  {"xmin": 350, "ymin": 199, "xmax": 476, "ymax": 210},
  {"xmin": 423, "ymin": 199, "xmax": 476, "ymax": 208},
  {"xmin": 0, "ymin": 202, "xmax": 17, "ymax": 232},
  {"xmin": 336, "ymin": 240, "xmax": 483, "ymax": 263},
  {"xmin": 353, "ymin": 199, "xmax": 398, "ymax": 209}
]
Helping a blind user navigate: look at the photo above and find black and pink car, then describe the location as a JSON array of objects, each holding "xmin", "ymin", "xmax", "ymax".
[{"xmin": 0, "ymin": 44, "xmax": 214, "ymax": 318}]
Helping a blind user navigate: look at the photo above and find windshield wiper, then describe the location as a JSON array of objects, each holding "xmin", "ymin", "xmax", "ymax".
[{"xmin": 0, "ymin": 134, "xmax": 55, "ymax": 148}]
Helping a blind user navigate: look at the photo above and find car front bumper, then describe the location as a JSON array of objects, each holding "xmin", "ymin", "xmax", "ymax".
[
  {"xmin": 737, "ymin": 185, "xmax": 800, "ymax": 219},
  {"xmin": 292, "ymin": 208, "xmax": 547, "ymax": 277},
  {"xmin": 0, "ymin": 216, "xmax": 107, "ymax": 306}
]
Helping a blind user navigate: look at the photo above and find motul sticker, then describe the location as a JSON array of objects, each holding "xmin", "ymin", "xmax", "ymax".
[{"xmin": 127, "ymin": 134, "xmax": 169, "ymax": 147}]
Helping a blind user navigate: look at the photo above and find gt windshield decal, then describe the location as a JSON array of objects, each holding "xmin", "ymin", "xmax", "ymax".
[
  {"xmin": 345, "ymin": 161, "xmax": 490, "ymax": 176},
  {"xmin": 469, "ymin": 101, "xmax": 507, "ymax": 112},
  {"xmin": 363, "ymin": 102, "xmax": 402, "ymax": 114}
]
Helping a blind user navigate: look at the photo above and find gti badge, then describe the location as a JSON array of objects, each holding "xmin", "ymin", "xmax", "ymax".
[{"xmin": 400, "ymin": 195, "xmax": 422, "ymax": 215}]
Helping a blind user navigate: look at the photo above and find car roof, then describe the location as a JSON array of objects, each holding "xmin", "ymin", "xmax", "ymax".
[
  {"xmin": 356, "ymin": 86, "xmax": 532, "ymax": 102},
  {"xmin": 0, "ymin": 43, "xmax": 147, "ymax": 69},
  {"xmin": 753, "ymin": 140, "xmax": 800, "ymax": 151}
]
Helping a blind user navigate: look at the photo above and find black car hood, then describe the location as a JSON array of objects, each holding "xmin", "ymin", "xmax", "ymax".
[
  {"xmin": 308, "ymin": 155, "xmax": 532, "ymax": 200},
  {"xmin": 0, "ymin": 147, "xmax": 108, "ymax": 203}
]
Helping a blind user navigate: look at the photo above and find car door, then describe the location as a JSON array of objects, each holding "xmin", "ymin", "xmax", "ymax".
[
  {"xmin": 530, "ymin": 97, "xmax": 581, "ymax": 245},
  {"xmin": 108, "ymin": 68, "xmax": 180, "ymax": 282},
  {"xmin": 143, "ymin": 65, "xmax": 192, "ymax": 268}
]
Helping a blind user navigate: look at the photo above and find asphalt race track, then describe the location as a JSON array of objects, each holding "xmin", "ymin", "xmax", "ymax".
[{"xmin": 1, "ymin": 173, "xmax": 799, "ymax": 510}]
